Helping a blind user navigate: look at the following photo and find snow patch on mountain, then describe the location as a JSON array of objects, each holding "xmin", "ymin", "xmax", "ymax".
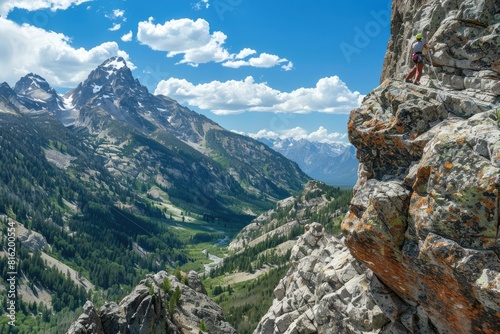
[{"xmin": 258, "ymin": 137, "xmax": 358, "ymax": 187}]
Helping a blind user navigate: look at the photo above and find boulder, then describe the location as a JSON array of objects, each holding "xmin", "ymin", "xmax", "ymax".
[{"xmin": 67, "ymin": 271, "xmax": 236, "ymax": 334}]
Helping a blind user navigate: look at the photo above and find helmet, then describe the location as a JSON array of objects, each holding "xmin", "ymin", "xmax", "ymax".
[{"xmin": 416, "ymin": 33, "xmax": 423, "ymax": 39}]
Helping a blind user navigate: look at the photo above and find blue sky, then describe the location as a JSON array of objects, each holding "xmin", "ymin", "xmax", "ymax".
[{"xmin": 0, "ymin": 0, "xmax": 391, "ymax": 143}]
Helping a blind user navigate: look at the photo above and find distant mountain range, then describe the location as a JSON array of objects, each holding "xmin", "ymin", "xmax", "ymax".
[
  {"xmin": 257, "ymin": 137, "xmax": 358, "ymax": 187},
  {"xmin": 0, "ymin": 56, "xmax": 357, "ymax": 332},
  {"xmin": 1, "ymin": 57, "xmax": 311, "ymax": 219}
]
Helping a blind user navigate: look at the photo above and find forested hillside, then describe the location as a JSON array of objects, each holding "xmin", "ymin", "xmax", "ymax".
[
  {"xmin": 0, "ymin": 113, "xmax": 189, "ymax": 333},
  {"xmin": 201, "ymin": 181, "xmax": 352, "ymax": 333}
]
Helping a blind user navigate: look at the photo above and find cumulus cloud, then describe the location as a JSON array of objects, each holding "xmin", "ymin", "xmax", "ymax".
[
  {"xmin": 154, "ymin": 75, "xmax": 363, "ymax": 115},
  {"xmin": 138, "ymin": 18, "xmax": 212, "ymax": 52},
  {"xmin": 121, "ymin": 30, "xmax": 133, "ymax": 42},
  {"xmin": 0, "ymin": 0, "xmax": 91, "ymax": 17},
  {"xmin": 235, "ymin": 48, "xmax": 256, "ymax": 59},
  {"xmin": 0, "ymin": 17, "xmax": 133, "ymax": 88},
  {"xmin": 223, "ymin": 53, "xmax": 293, "ymax": 70},
  {"xmin": 137, "ymin": 17, "xmax": 291, "ymax": 69},
  {"xmin": 239, "ymin": 126, "xmax": 348, "ymax": 144}
]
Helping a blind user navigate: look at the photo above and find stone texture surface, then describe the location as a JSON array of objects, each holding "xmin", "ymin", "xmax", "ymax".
[
  {"xmin": 67, "ymin": 271, "xmax": 236, "ymax": 334},
  {"xmin": 344, "ymin": 101, "xmax": 500, "ymax": 333},
  {"xmin": 259, "ymin": 1, "xmax": 500, "ymax": 333},
  {"xmin": 254, "ymin": 223, "xmax": 439, "ymax": 334},
  {"xmin": 382, "ymin": 0, "xmax": 500, "ymax": 105},
  {"xmin": 343, "ymin": 1, "xmax": 500, "ymax": 333}
]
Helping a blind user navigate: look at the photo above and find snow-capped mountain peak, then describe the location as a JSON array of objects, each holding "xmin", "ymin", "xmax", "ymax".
[
  {"xmin": 13, "ymin": 73, "xmax": 63, "ymax": 112},
  {"xmin": 258, "ymin": 137, "xmax": 358, "ymax": 186}
]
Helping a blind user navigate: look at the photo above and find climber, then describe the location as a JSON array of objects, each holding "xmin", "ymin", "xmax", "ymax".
[{"xmin": 405, "ymin": 33, "xmax": 433, "ymax": 85}]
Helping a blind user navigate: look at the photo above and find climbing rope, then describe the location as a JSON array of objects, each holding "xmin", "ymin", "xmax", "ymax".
[
  {"xmin": 427, "ymin": 49, "xmax": 451, "ymax": 112},
  {"xmin": 428, "ymin": 50, "xmax": 445, "ymax": 91}
]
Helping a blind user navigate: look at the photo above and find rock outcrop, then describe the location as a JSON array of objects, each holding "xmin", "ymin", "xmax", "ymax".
[
  {"xmin": 255, "ymin": 223, "xmax": 389, "ymax": 333},
  {"xmin": 343, "ymin": 81, "xmax": 500, "ymax": 333},
  {"xmin": 342, "ymin": 1, "xmax": 500, "ymax": 334},
  {"xmin": 67, "ymin": 271, "xmax": 236, "ymax": 334},
  {"xmin": 257, "ymin": 1, "xmax": 499, "ymax": 333},
  {"xmin": 255, "ymin": 223, "xmax": 447, "ymax": 334},
  {"xmin": 15, "ymin": 219, "xmax": 51, "ymax": 252},
  {"xmin": 229, "ymin": 181, "xmax": 338, "ymax": 253},
  {"xmin": 382, "ymin": 0, "xmax": 499, "ymax": 104}
]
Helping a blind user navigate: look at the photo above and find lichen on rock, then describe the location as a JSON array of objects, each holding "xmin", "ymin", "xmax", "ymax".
[{"xmin": 342, "ymin": 1, "xmax": 500, "ymax": 333}]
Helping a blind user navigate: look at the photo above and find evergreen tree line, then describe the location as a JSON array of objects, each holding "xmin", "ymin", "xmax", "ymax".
[
  {"xmin": 0, "ymin": 115, "xmax": 188, "ymax": 297},
  {"xmin": 217, "ymin": 265, "xmax": 290, "ymax": 334},
  {"xmin": 0, "ymin": 240, "xmax": 88, "ymax": 314}
]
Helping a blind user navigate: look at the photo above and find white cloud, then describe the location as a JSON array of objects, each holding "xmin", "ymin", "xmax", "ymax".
[
  {"xmin": 0, "ymin": 17, "xmax": 133, "ymax": 88},
  {"xmin": 235, "ymin": 48, "xmax": 256, "ymax": 59},
  {"xmin": 121, "ymin": 30, "xmax": 133, "ymax": 42},
  {"xmin": 248, "ymin": 53, "xmax": 284, "ymax": 68},
  {"xmin": 137, "ymin": 17, "xmax": 291, "ymax": 69},
  {"xmin": 223, "ymin": 53, "xmax": 293, "ymax": 70},
  {"xmin": 192, "ymin": 0, "xmax": 210, "ymax": 10},
  {"xmin": 109, "ymin": 23, "xmax": 121, "ymax": 31},
  {"xmin": 281, "ymin": 61, "xmax": 294, "ymax": 71},
  {"xmin": 113, "ymin": 9, "xmax": 124, "ymax": 18},
  {"xmin": 138, "ymin": 18, "xmax": 212, "ymax": 52},
  {"xmin": 242, "ymin": 126, "xmax": 347, "ymax": 144},
  {"xmin": 105, "ymin": 8, "xmax": 125, "ymax": 20},
  {"xmin": 154, "ymin": 75, "xmax": 363, "ymax": 115},
  {"xmin": 0, "ymin": 0, "xmax": 91, "ymax": 17}
]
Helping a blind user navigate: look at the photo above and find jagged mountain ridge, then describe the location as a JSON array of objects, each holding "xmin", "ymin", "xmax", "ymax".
[
  {"xmin": 258, "ymin": 137, "xmax": 359, "ymax": 186},
  {"xmin": 2, "ymin": 57, "xmax": 310, "ymax": 217},
  {"xmin": 0, "ymin": 56, "xmax": 310, "ymax": 332},
  {"xmin": 14, "ymin": 73, "xmax": 64, "ymax": 112}
]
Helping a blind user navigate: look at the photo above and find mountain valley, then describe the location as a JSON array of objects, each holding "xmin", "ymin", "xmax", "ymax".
[{"xmin": 0, "ymin": 57, "xmax": 352, "ymax": 333}]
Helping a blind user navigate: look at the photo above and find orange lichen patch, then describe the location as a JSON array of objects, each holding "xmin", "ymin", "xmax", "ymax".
[
  {"xmin": 345, "ymin": 233, "xmax": 482, "ymax": 334},
  {"xmin": 413, "ymin": 166, "xmax": 432, "ymax": 191},
  {"xmin": 393, "ymin": 137, "xmax": 406, "ymax": 150},
  {"xmin": 415, "ymin": 194, "xmax": 428, "ymax": 204},
  {"xmin": 370, "ymin": 135, "xmax": 389, "ymax": 147},
  {"xmin": 408, "ymin": 132, "xmax": 419, "ymax": 140},
  {"xmin": 476, "ymin": 327, "xmax": 499, "ymax": 334},
  {"xmin": 483, "ymin": 197, "xmax": 496, "ymax": 211},
  {"xmin": 444, "ymin": 162, "xmax": 453, "ymax": 169},
  {"xmin": 481, "ymin": 236, "xmax": 496, "ymax": 248},
  {"xmin": 492, "ymin": 59, "xmax": 500, "ymax": 72},
  {"xmin": 373, "ymin": 121, "xmax": 388, "ymax": 131}
]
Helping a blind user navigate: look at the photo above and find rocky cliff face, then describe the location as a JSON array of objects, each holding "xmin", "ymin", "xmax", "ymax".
[
  {"xmin": 255, "ymin": 223, "xmax": 425, "ymax": 334},
  {"xmin": 382, "ymin": 0, "xmax": 499, "ymax": 103},
  {"xmin": 256, "ymin": 1, "xmax": 499, "ymax": 333},
  {"xmin": 343, "ymin": 0, "xmax": 500, "ymax": 333},
  {"xmin": 67, "ymin": 271, "xmax": 236, "ymax": 334}
]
